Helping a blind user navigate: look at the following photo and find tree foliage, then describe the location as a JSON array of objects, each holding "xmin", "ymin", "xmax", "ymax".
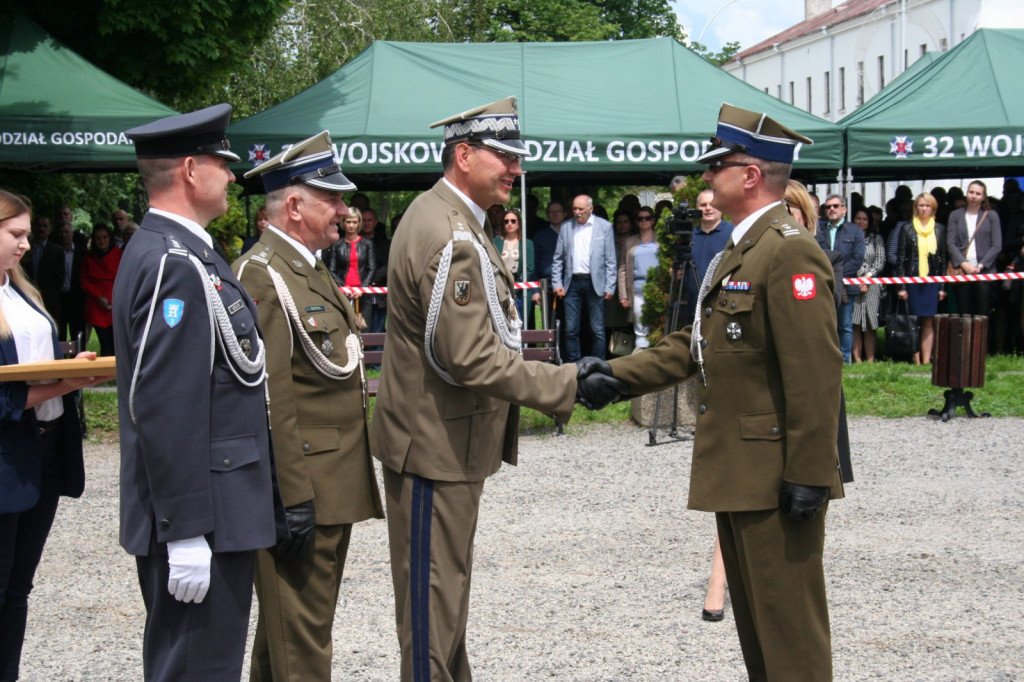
[{"xmin": 4, "ymin": 0, "xmax": 290, "ymax": 110}]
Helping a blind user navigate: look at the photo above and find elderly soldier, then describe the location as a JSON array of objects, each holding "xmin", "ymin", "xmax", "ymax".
[
  {"xmin": 114, "ymin": 104, "xmax": 284, "ymax": 682},
  {"xmin": 233, "ymin": 131, "xmax": 384, "ymax": 681},
  {"xmin": 370, "ymin": 97, "xmax": 578, "ymax": 682},
  {"xmin": 580, "ymin": 104, "xmax": 844, "ymax": 681}
]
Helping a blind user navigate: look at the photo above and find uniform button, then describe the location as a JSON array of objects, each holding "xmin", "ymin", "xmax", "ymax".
[
  {"xmin": 158, "ymin": 519, "xmax": 171, "ymax": 530},
  {"xmin": 771, "ymin": 427, "xmax": 779, "ymax": 435},
  {"xmin": 730, "ymin": 302, "xmax": 736, "ymax": 309},
  {"xmin": 705, "ymin": 307, "xmax": 713, "ymax": 316},
  {"xmin": 699, "ymin": 404, "xmax": 706, "ymax": 414},
  {"xmin": 700, "ymin": 339, "xmax": 708, "ymax": 349},
  {"xmin": 223, "ymin": 458, "xmax": 231, "ymax": 467},
  {"xmin": 302, "ymin": 443, "xmax": 311, "ymax": 452}
]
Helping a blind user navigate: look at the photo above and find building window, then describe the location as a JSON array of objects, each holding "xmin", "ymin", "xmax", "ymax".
[
  {"xmin": 878, "ymin": 55, "xmax": 885, "ymax": 90},
  {"xmin": 764, "ymin": 87, "xmax": 769, "ymax": 94},
  {"xmin": 824, "ymin": 71, "xmax": 831, "ymax": 115},
  {"xmin": 789, "ymin": 81, "xmax": 795, "ymax": 105},
  {"xmin": 940, "ymin": 38, "xmax": 948, "ymax": 51},
  {"xmin": 857, "ymin": 62, "xmax": 864, "ymax": 106},
  {"xmin": 806, "ymin": 77, "xmax": 813, "ymax": 113},
  {"xmin": 839, "ymin": 67, "xmax": 846, "ymax": 111},
  {"xmin": 777, "ymin": 84, "xmax": 782, "ymax": 99},
  {"xmin": 921, "ymin": 43, "xmax": 927, "ymax": 56}
]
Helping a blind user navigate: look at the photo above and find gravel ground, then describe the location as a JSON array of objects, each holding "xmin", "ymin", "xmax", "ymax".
[{"xmin": 18, "ymin": 417, "xmax": 1024, "ymax": 681}]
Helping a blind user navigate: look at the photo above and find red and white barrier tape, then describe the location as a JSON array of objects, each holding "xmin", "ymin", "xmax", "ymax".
[
  {"xmin": 339, "ymin": 273, "xmax": 1024, "ymax": 295},
  {"xmin": 843, "ymin": 271, "xmax": 1024, "ymax": 286}
]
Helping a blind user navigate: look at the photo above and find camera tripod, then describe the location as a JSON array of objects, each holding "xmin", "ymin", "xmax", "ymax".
[{"xmin": 647, "ymin": 253, "xmax": 702, "ymax": 446}]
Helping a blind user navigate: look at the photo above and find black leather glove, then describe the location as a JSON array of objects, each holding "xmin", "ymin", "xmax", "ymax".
[
  {"xmin": 275, "ymin": 500, "xmax": 316, "ymax": 561},
  {"xmin": 577, "ymin": 373, "xmax": 630, "ymax": 410},
  {"xmin": 576, "ymin": 356, "xmax": 613, "ymax": 380},
  {"xmin": 778, "ymin": 481, "xmax": 830, "ymax": 521}
]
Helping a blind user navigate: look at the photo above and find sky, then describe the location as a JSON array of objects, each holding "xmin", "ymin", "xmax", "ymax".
[{"xmin": 671, "ymin": 0, "xmax": 807, "ymax": 53}]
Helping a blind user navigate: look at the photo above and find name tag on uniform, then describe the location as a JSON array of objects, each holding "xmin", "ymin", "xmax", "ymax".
[
  {"xmin": 227, "ymin": 299, "xmax": 244, "ymax": 315},
  {"xmin": 305, "ymin": 305, "xmax": 326, "ymax": 313}
]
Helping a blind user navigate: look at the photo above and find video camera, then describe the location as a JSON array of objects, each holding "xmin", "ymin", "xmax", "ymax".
[{"xmin": 667, "ymin": 200, "xmax": 702, "ymax": 264}]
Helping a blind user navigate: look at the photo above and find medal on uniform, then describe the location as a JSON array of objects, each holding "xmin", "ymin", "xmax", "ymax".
[
  {"xmin": 321, "ymin": 334, "xmax": 334, "ymax": 355},
  {"xmin": 726, "ymin": 321, "xmax": 743, "ymax": 341},
  {"xmin": 209, "ymin": 273, "xmax": 222, "ymax": 290},
  {"xmin": 239, "ymin": 337, "xmax": 252, "ymax": 355}
]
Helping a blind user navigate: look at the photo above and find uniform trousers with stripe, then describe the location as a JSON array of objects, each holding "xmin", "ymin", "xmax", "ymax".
[
  {"xmin": 135, "ymin": 550, "xmax": 255, "ymax": 682},
  {"xmin": 715, "ymin": 506, "xmax": 832, "ymax": 682},
  {"xmin": 249, "ymin": 523, "xmax": 353, "ymax": 681},
  {"xmin": 383, "ymin": 467, "xmax": 484, "ymax": 682}
]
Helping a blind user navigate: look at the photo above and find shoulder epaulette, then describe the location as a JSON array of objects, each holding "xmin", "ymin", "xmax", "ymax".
[
  {"xmin": 770, "ymin": 218, "xmax": 803, "ymax": 238},
  {"xmin": 248, "ymin": 244, "xmax": 273, "ymax": 266},
  {"xmin": 164, "ymin": 233, "xmax": 189, "ymax": 257}
]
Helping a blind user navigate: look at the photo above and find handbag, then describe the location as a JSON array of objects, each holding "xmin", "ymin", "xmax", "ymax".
[
  {"xmin": 946, "ymin": 210, "xmax": 987, "ymax": 276},
  {"xmin": 608, "ymin": 328, "xmax": 635, "ymax": 357},
  {"xmin": 885, "ymin": 298, "xmax": 919, "ymax": 361}
]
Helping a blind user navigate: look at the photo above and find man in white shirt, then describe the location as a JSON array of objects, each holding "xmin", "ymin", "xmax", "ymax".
[{"xmin": 551, "ymin": 194, "xmax": 617, "ymax": 360}]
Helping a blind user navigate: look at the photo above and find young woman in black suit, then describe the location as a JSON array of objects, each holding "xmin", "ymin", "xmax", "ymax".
[{"xmin": 0, "ymin": 190, "xmax": 103, "ymax": 680}]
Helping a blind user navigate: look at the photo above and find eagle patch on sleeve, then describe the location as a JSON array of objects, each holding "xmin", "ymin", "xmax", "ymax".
[
  {"xmin": 454, "ymin": 279, "xmax": 471, "ymax": 305},
  {"xmin": 792, "ymin": 274, "xmax": 816, "ymax": 300}
]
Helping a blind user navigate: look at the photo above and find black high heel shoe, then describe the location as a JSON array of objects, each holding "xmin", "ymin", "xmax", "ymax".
[{"xmin": 702, "ymin": 608, "xmax": 725, "ymax": 622}]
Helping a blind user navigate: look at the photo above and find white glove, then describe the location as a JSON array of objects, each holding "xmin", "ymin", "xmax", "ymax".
[{"xmin": 166, "ymin": 535, "xmax": 212, "ymax": 604}]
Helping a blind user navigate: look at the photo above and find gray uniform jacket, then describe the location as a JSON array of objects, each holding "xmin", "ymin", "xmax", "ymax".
[
  {"xmin": 113, "ymin": 212, "xmax": 284, "ymax": 555},
  {"xmin": 370, "ymin": 180, "xmax": 577, "ymax": 482}
]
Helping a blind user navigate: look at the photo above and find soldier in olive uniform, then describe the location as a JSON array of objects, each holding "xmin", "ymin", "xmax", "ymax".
[
  {"xmin": 580, "ymin": 104, "xmax": 844, "ymax": 681},
  {"xmin": 370, "ymin": 97, "xmax": 578, "ymax": 682},
  {"xmin": 115, "ymin": 104, "xmax": 285, "ymax": 682},
  {"xmin": 233, "ymin": 132, "xmax": 384, "ymax": 681}
]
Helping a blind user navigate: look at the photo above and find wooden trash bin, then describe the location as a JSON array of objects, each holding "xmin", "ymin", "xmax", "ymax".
[{"xmin": 929, "ymin": 314, "xmax": 990, "ymax": 421}]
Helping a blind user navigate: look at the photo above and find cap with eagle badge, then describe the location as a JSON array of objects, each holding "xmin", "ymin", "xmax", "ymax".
[
  {"xmin": 245, "ymin": 130, "xmax": 356, "ymax": 193},
  {"xmin": 431, "ymin": 96, "xmax": 527, "ymax": 157},
  {"xmin": 126, "ymin": 103, "xmax": 240, "ymax": 162},
  {"xmin": 697, "ymin": 103, "xmax": 813, "ymax": 165}
]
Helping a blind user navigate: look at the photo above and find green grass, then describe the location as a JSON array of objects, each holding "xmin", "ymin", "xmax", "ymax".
[
  {"xmin": 81, "ymin": 354, "xmax": 1024, "ymax": 436},
  {"xmin": 842, "ymin": 356, "xmax": 1024, "ymax": 418}
]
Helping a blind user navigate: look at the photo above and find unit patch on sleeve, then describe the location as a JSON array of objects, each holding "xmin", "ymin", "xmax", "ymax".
[
  {"xmin": 454, "ymin": 279, "xmax": 471, "ymax": 305},
  {"xmin": 162, "ymin": 299, "xmax": 185, "ymax": 327}
]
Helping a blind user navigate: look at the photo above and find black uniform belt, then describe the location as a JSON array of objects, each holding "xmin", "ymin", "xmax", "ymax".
[{"xmin": 37, "ymin": 418, "xmax": 62, "ymax": 436}]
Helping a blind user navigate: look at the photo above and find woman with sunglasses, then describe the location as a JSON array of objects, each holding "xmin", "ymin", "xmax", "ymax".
[
  {"xmin": 494, "ymin": 208, "xmax": 535, "ymax": 325},
  {"xmin": 620, "ymin": 207, "xmax": 658, "ymax": 349}
]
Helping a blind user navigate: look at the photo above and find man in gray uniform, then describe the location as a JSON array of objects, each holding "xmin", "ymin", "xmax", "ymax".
[{"xmin": 114, "ymin": 104, "xmax": 284, "ymax": 681}]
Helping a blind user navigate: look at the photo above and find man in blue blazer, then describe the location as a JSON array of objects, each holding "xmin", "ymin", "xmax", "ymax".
[
  {"xmin": 114, "ymin": 104, "xmax": 284, "ymax": 682},
  {"xmin": 551, "ymin": 194, "xmax": 617, "ymax": 360},
  {"xmin": 817, "ymin": 194, "xmax": 864, "ymax": 363}
]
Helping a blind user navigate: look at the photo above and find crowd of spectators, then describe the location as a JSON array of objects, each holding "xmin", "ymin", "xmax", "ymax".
[{"xmin": 21, "ymin": 179, "xmax": 1024, "ymax": 365}]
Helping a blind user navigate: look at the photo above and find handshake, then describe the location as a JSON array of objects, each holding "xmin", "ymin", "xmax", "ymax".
[{"xmin": 575, "ymin": 357, "xmax": 631, "ymax": 410}]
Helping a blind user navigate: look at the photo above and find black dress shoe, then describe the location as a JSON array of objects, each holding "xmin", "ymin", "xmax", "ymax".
[{"xmin": 702, "ymin": 608, "xmax": 725, "ymax": 622}]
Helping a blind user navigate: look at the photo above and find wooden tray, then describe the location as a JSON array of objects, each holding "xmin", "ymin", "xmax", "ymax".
[{"xmin": 0, "ymin": 356, "xmax": 117, "ymax": 381}]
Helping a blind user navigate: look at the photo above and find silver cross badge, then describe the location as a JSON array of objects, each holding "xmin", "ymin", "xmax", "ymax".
[{"xmin": 726, "ymin": 321, "xmax": 742, "ymax": 341}]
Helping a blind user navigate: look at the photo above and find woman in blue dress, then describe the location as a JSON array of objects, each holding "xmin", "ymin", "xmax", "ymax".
[{"xmin": 896, "ymin": 193, "xmax": 947, "ymax": 364}]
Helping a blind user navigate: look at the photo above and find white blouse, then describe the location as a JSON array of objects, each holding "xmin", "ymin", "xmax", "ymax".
[{"xmin": 0, "ymin": 276, "xmax": 63, "ymax": 421}]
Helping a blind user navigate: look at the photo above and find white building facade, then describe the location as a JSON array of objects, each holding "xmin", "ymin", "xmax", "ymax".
[{"xmin": 722, "ymin": 0, "xmax": 1024, "ymax": 202}]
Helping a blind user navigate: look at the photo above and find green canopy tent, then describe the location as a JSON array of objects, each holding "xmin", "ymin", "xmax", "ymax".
[
  {"xmin": 229, "ymin": 38, "xmax": 843, "ymax": 189},
  {"xmin": 841, "ymin": 29, "xmax": 1024, "ymax": 181},
  {"xmin": 0, "ymin": 12, "xmax": 177, "ymax": 172}
]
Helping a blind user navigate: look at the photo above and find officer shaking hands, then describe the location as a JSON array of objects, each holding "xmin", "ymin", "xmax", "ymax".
[
  {"xmin": 579, "ymin": 104, "xmax": 844, "ymax": 681},
  {"xmin": 233, "ymin": 131, "xmax": 384, "ymax": 681},
  {"xmin": 114, "ymin": 104, "xmax": 285, "ymax": 682}
]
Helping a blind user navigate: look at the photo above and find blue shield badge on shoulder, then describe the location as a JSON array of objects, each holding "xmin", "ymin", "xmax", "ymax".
[{"xmin": 163, "ymin": 299, "xmax": 185, "ymax": 328}]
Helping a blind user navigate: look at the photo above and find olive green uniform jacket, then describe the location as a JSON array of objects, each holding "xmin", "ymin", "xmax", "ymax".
[
  {"xmin": 233, "ymin": 228, "xmax": 383, "ymax": 523},
  {"xmin": 371, "ymin": 179, "xmax": 577, "ymax": 481},
  {"xmin": 609, "ymin": 203, "xmax": 845, "ymax": 511}
]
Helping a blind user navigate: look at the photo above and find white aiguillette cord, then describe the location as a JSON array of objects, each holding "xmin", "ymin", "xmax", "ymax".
[
  {"xmin": 425, "ymin": 232, "xmax": 521, "ymax": 386},
  {"xmin": 267, "ymin": 265, "xmax": 363, "ymax": 382}
]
